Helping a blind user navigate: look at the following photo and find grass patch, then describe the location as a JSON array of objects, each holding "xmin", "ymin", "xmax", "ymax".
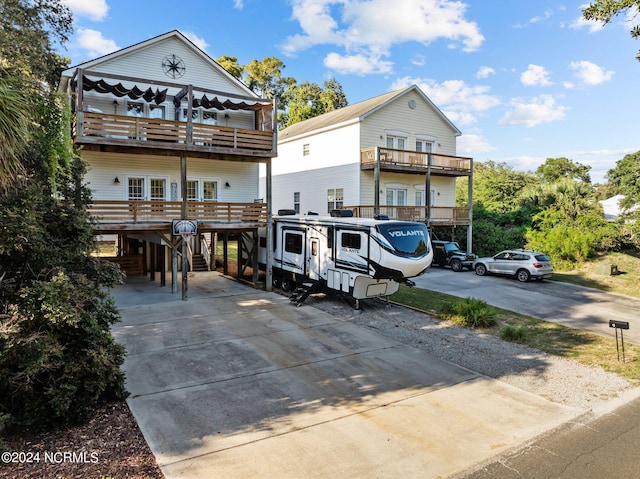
[
  {"xmin": 389, "ymin": 285, "xmax": 640, "ymax": 382},
  {"xmin": 552, "ymin": 251, "xmax": 640, "ymax": 299}
]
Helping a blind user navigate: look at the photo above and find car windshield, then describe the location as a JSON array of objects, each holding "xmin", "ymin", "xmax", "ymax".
[
  {"xmin": 535, "ymin": 254, "xmax": 551, "ymax": 262},
  {"xmin": 445, "ymin": 242, "xmax": 461, "ymax": 252},
  {"xmin": 377, "ymin": 222, "xmax": 430, "ymax": 257}
]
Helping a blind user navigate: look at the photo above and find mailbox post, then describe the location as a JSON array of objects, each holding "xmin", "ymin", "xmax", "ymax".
[{"xmin": 609, "ymin": 320, "xmax": 629, "ymax": 362}]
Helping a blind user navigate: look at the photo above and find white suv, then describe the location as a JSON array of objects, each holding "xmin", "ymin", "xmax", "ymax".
[{"xmin": 473, "ymin": 250, "xmax": 553, "ymax": 282}]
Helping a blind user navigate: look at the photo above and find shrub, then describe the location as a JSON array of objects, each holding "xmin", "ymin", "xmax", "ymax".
[
  {"xmin": 500, "ymin": 324, "xmax": 527, "ymax": 342},
  {"xmin": 0, "ymin": 272, "xmax": 127, "ymax": 431},
  {"xmin": 441, "ymin": 297, "xmax": 497, "ymax": 328}
]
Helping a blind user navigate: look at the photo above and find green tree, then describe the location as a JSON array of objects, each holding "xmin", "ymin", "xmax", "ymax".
[
  {"xmin": 583, "ymin": 1, "xmax": 640, "ymax": 61},
  {"xmin": 536, "ymin": 157, "xmax": 591, "ymax": 183},
  {"xmin": 471, "ymin": 161, "xmax": 537, "ymax": 213},
  {"xmin": 244, "ymin": 56, "xmax": 295, "ymax": 99},
  {"xmin": 216, "ymin": 55, "xmax": 243, "ymax": 80},
  {"xmin": 319, "ymin": 78, "xmax": 348, "ymax": 112},
  {"xmin": 0, "ymin": 0, "xmax": 72, "ymax": 86},
  {"xmin": 0, "ymin": 0, "xmax": 127, "ymax": 432},
  {"xmin": 606, "ymin": 150, "xmax": 640, "ymax": 209},
  {"xmin": 282, "ymin": 79, "xmax": 348, "ymax": 127}
]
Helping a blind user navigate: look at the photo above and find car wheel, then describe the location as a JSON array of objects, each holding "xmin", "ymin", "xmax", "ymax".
[
  {"xmin": 474, "ymin": 263, "xmax": 487, "ymax": 276},
  {"xmin": 516, "ymin": 269, "xmax": 531, "ymax": 282},
  {"xmin": 450, "ymin": 259, "xmax": 463, "ymax": 272}
]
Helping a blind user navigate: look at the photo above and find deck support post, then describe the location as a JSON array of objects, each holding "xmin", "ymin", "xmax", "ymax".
[
  {"xmin": 374, "ymin": 147, "xmax": 380, "ymax": 216},
  {"xmin": 181, "ymin": 155, "xmax": 188, "ymax": 300}
]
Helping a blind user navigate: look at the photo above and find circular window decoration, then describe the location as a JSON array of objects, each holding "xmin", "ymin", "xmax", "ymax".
[
  {"xmin": 162, "ymin": 54, "xmax": 186, "ymax": 78},
  {"xmin": 408, "ymin": 99, "xmax": 417, "ymax": 109}
]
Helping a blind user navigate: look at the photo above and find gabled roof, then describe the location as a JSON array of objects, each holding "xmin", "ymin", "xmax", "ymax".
[
  {"xmin": 279, "ymin": 85, "xmax": 461, "ymax": 141},
  {"xmin": 59, "ymin": 30, "xmax": 256, "ymax": 97}
]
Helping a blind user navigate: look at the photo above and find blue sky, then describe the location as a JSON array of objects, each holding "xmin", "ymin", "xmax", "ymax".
[{"xmin": 60, "ymin": 0, "xmax": 640, "ymax": 183}]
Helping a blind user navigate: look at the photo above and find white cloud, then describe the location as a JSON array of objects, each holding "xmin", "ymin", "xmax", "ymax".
[
  {"xmin": 457, "ymin": 134, "xmax": 496, "ymax": 155},
  {"xmin": 62, "ymin": 0, "xmax": 108, "ymax": 22},
  {"xmin": 282, "ymin": 0, "xmax": 484, "ymax": 74},
  {"xmin": 182, "ymin": 31, "xmax": 209, "ymax": 52},
  {"xmin": 570, "ymin": 4, "xmax": 604, "ymax": 33},
  {"xmin": 392, "ymin": 76, "xmax": 500, "ymax": 126},
  {"xmin": 569, "ymin": 60, "xmax": 614, "ymax": 85},
  {"xmin": 75, "ymin": 29, "xmax": 119, "ymax": 57},
  {"xmin": 476, "ymin": 66, "xmax": 495, "ymax": 79},
  {"xmin": 412, "ymin": 54, "xmax": 426, "ymax": 67},
  {"xmin": 529, "ymin": 9, "xmax": 553, "ymax": 24},
  {"xmin": 324, "ymin": 52, "xmax": 393, "ymax": 74},
  {"xmin": 234, "ymin": 0, "xmax": 244, "ymax": 9},
  {"xmin": 499, "ymin": 94, "xmax": 568, "ymax": 127},
  {"xmin": 570, "ymin": 15, "xmax": 604, "ymax": 32},
  {"xmin": 520, "ymin": 64, "xmax": 552, "ymax": 87}
]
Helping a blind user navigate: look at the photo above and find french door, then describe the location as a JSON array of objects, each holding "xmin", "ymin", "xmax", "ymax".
[
  {"xmin": 186, "ymin": 179, "xmax": 219, "ymax": 202},
  {"xmin": 126, "ymin": 176, "xmax": 168, "ymax": 201}
]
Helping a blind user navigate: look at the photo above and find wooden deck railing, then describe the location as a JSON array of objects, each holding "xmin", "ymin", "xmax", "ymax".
[
  {"xmin": 76, "ymin": 112, "xmax": 274, "ymax": 152},
  {"xmin": 89, "ymin": 200, "xmax": 267, "ymax": 224},
  {"xmin": 360, "ymin": 147, "xmax": 472, "ymax": 174},
  {"xmin": 347, "ymin": 205, "xmax": 470, "ymax": 225}
]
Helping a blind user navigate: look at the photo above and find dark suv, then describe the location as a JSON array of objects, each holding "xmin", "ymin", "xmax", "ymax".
[{"xmin": 431, "ymin": 240, "xmax": 476, "ymax": 272}]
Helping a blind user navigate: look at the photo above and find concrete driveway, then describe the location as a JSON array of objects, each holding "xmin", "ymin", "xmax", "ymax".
[
  {"xmin": 111, "ymin": 272, "xmax": 579, "ymax": 479},
  {"xmin": 414, "ymin": 267, "xmax": 640, "ymax": 345}
]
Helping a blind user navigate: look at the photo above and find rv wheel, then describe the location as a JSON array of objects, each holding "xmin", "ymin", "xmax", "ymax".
[
  {"xmin": 272, "ymin": 276, "xmax": 281, "ymax": 289},
  {"xmin": 280, "ymin": 277, "xmax": 294, "ymax": 292}
]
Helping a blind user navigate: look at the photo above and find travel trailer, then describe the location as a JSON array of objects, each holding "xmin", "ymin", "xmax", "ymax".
[{"xmin": 246, "ymin": 210, "xmax": 433, "ymax": 306}]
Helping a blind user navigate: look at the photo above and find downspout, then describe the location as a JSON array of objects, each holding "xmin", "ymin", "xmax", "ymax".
[
  {"xmin": 467, "ymin": 157, "xmax": 474, "ymax": 254},
  {"xmin": 425, "ymin": 152, "xmax": 432, "ymax": 228},
  {"xmin": 374, "ymin": 147, "xmax": 380, "ymax": 216}
]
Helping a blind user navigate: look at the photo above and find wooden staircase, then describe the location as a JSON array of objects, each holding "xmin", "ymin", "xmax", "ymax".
[{"xmin": 190, "ymin": 253, "xmax": 209, "ymax": 272}]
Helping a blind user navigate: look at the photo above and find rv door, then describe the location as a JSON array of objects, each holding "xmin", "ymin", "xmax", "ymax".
[
  {"xmin": 280, "ymin": 228, "xmax": 305, "ymax": 275},
  {"xmin": 307, "ymin": 237, "xmax": 320, "ymax": 280}
]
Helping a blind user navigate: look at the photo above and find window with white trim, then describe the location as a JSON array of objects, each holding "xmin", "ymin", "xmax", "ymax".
[
  {"xmin": 415, "ymin": 140, "xmax": 433, "ymax": 153},
  {"xmin": 294, "ymin": 192, "xmax": 300, "ymax": 213},
  {"xmin": 149, "ymin": 105, "xmax": 165, "ymax": 119},
  {"xmin": 386, "ymin": 135, "xmax": 406, "ymax": 150},
  {"xmin": 127, "ymin": 102, "xmax": 144, "ymax": 117},
  {"xmin": 386, "ymin": 188, "xmax": 407, "ymax": 206},
  {"xmin": 303, "ymin": 143, "xmax": 310, "ymax": 156},
  {"xmin": 327, "ymin": 188, "xmax": 344, "ymax": 212},
  {"xmin": 186, "ymin": 180, "xmax": 198, "ymax": 201}
]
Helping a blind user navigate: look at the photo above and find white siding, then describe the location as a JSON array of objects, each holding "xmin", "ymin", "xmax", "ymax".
[
  {"xmin": 273, "ymin": 122, "xmax": 361, "ymax": 175},
  {"xmin": 270, "ymin": 164, "xmax": 361, "ymax": 214},
  {"xmin": 82, "ymin": 152, "xmax": 259, "ymax": 202},
  {"xmin": 359, "ymin": 172, "xmax": 456, "ymax": 207},
  {"xmin": 88, "ymin": 37, "xmax": 249, "ymax": 96},
  {"xmin": 269, "ymin": 87, "xmax": 462, "ymax": 212},
  {"xmin": 361, "ymin": 89, "xmax": 458, "ymax": 156},
  {"xmin": 78, "ymin": 35, "xmax": 256, "ymax": 129}
]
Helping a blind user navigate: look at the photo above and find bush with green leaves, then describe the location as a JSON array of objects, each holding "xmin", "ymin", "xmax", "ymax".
[
  {"xmin": 441, "ymin": 297, "xmax": 497, "ymax": 328},
  {"xmin": 0, "ymin": 271, "xmax": 127, "ymax": 431}
]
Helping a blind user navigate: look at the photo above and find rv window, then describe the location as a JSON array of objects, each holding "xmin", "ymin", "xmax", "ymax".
[
  {"xmin": 341, "ymin": 232, "xmax": 361, "ymax": 249},
  {"xmin": 327, "ymin": 227, "xmax": 333, "ymax": 249},
  {"xmin": 377, "ymin": 222, "xmax": 429, "ymax": 257},
  {"xmin": 285, "ymin": 233, "xmax": 303, "ymax": 254},
  {"xmin": 259, "ymin": 236, "xmax": 266, "ymax": 248}
]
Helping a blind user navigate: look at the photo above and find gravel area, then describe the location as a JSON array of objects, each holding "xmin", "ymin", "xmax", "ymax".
[{"xmin": 305, "ymin": 294, "xmax": 635, "ymax": 411}]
